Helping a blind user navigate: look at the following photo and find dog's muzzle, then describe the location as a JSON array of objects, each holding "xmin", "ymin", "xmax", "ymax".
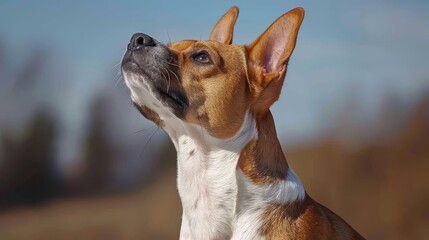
[{"xmin": 121, "ymin": 33, "xmax": 188, "ymax": 118}]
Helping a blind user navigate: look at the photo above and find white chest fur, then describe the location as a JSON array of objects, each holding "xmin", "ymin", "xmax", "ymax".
[
  {"xmin": 231, "ymin": 168, "xmax": 305, "ymax": 240},
  {"xmin": 176, "ymin": 135, "xmax": 238, "ymax": 239},
  {"xmin": 169, "ymin": 113, "xmax": 257, "ymax": 240}
]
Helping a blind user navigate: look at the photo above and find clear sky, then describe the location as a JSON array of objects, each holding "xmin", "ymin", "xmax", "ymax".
[{"xmin": 1, "ymin": 0, "xmax": 429, "ymax": 147}]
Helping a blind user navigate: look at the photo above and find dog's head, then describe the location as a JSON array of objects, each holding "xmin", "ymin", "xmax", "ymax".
[{"xmin": 122, "ymin": 6, "xmax": 304, "ymax": 140}]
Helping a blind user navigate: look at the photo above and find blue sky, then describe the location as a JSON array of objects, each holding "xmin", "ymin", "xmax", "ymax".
[{"xmin": 1, "ymin": 0, "xmax": 429, "ymax": 148}]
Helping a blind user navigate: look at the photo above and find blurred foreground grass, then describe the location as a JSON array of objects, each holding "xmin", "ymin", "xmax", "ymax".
[{"xmin": 0, "ymin": 168, "xmax": 181, "ymax": 240}]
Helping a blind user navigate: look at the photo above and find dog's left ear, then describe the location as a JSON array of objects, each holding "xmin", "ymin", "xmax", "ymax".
[
  {"xmin": 247, "ymin": 8, "xmax": 304, "ymax": 115},
  {"xmin": 209, "ymin": 6, "xmax": 239, "ymax": 44}
]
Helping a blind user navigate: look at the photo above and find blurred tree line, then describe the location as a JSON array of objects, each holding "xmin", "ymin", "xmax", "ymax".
[
  {"xmin": 0, "ymin": 41, "xmax": 177, "ymax": 211},
  {"xmin": 0, "ymin": 109, "xmax": 59, "ymax": 207}
]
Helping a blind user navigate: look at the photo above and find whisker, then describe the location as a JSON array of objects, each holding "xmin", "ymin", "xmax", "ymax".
[
  {"xmin": 164, "ymin": 66, "xmax": 172, "ymax": 93},
  {"xmin": 159, "ymin": 59, "xmax": 182, "ymax": 86},
  {"xmin": 159, "ymin": 67, "xmax": 168, "ymax": 82},
  {"xmin": 112, "ymin": 71, "xmax": 120, "ymax": 82},
  {"xmin": 129, "ymin": 125, "xmax": 157, "ymax": 136},
  {"xmin": 112, "ymin": 61, "xmax": 121, "ymax": 70},
  {"xmin": 114, "ymin": 72, "xmax": 123, "ymax": 88},
  {"xmin": 168, "ymin": 68, "xmax": 180, "ymax": 83},
  {"xmin": 159, "ymin": 67, "xmax": 170, "ymax": 93},
  {"xmin": 137, "ymin": 126, "xmax": 159, "ymax": 162},
  {"xmin": 160, "ymin": 58, "xmax": 181, "ymax": 69},
  {"xmin": 166, "ymin": 30, "xmax": 172, "ymax": 45},
  {"xmin": 167, "ymin": 60, "xmax": 181, "ymax": 68}
]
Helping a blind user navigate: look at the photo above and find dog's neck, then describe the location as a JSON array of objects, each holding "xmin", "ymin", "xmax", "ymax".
[
  {"xmin": 162, "ymin": 110, "xmax": 304, "ymax": 239},
  {"xmin": 163, "ymin": 112, "xmax": 257, "ymax": 239}
]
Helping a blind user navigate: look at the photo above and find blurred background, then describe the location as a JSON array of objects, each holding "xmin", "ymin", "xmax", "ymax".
[{"xmin": 0, "ymin": 0, "xmax": 428, "ymax": 239}]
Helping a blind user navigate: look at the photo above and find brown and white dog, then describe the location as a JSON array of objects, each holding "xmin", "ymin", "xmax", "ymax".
[{"xmin": 121, "ymin": 6, "xmax": 365, "ymax": 240}]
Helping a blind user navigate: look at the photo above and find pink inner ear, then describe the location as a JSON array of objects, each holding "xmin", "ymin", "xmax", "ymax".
[
  {"xmin": 261, "ymin": 28, "xmax": 287, "ymax": 73},
  {"xmin": 213, "ymin": 28, "xmax": 226, "ymax": 43},
  {"xmin": 212, "ymin": 22, "xmax": 232, "ymax": 44}
]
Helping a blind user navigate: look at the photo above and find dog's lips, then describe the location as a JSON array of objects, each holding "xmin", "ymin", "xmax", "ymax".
[
  {"xmin": 121, "ymin": 49, "xmax": 149, "ymax": 73},
  {"xmin": 121, "ymin": 59, "xmax": 140, "ymax": 77},
  {"xmin": 156, "ymin": 88, "xmax": 188, "ymax": 109},
  {"xmin": 122, "ymin": 51, "xmax": 141, "ymax": 67}
]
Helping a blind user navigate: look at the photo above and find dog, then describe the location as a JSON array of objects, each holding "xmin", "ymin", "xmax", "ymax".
[{"xmin": 121, "ymin": 6, "xmax": 365, "ymax": 240}]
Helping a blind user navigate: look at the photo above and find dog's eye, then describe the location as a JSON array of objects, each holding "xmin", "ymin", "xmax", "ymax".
[{"xmin": 192, "ymin": 51, "xmax": 212, "ymax": 64}]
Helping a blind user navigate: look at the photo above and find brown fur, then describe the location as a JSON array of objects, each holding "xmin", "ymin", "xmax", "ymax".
[
  {"xmin": 168, "ymin": 40, "xmax": 250, "ymax": 138},
  {"xmin": 133, "ymin": 103, "xmax": 164, "ymax": 127},
  {"xmin": 262, "ymin": 196, "xmax": 365, "ymax": 240},
  {"xmin": 238, "ymin": 111, "xmax": 289, "ymax": 185},
  {"xmin": 236, "ymin": 111, "xmax": 365, "ymax": 239}
]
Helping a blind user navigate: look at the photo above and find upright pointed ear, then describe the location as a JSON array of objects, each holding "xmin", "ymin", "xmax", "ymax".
[
  {"xmin": 209, "ymin": 6, "xmax": 239, "ymax": 44},
  {"xmin": 247, "ymin": 8, "xmax": 304, "ymax": 115}
]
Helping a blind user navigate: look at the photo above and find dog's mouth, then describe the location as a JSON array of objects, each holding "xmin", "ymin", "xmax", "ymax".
[{"xmin": 156, "ymin": 88, "xmax": 188, "ymax": 110}]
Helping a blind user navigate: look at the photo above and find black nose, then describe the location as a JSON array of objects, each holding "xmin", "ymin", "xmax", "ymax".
[{"xmin": 129, "ymin": 33, "xmax": 155, "ymax": 50}]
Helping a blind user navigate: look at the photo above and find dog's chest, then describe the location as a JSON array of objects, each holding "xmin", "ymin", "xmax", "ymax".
[{"xmin": 176, "ymin": 135, "xmax": 239, "ymax": 239}]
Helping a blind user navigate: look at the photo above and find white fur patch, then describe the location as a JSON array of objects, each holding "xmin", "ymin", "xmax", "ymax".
[
  {"xmin": 232, "ymin": 168, "xmax": 305, "ymax": 239},
  {"xmin": 124, "ymin": 72, "xmax": 175, "ymax": 120},
  {"xmin": 179, "ymin": 214, "xmax": 192, "ymax": 240},
  {"xmin": 265, "ymin": 168, "xmax": 306, "ymax": 204},
  {"xmin": 172, "ymin": 112, "xmax": 257, "ymax": 240}
]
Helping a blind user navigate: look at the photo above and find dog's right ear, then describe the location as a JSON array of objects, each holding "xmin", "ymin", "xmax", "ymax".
[
  {"xmin": 209, "ymin": 6, "xmax": 239, "ymax": 44},
  {"xmin": 246, "ymin": 8, "xmax": 304, "ymax": 117}
]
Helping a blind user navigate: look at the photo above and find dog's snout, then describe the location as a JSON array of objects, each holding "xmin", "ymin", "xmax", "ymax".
[{"xmin": 129, "ymin": 33, "xmax": 155, "ymax": 50}]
